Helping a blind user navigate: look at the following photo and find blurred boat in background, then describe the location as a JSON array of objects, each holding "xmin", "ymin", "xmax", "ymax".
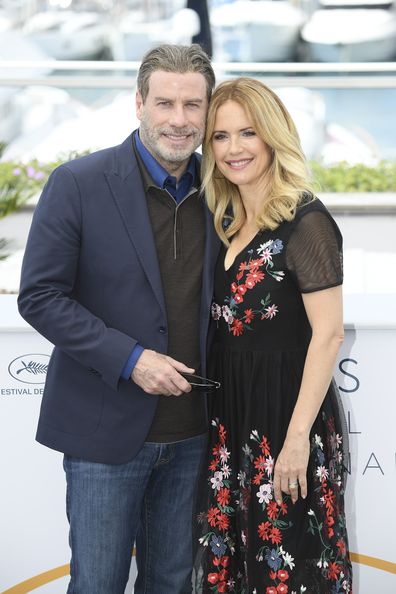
[
  {"xmin": 210, "ymin": 0, "xmax": 306, "ymax": 62},
  {"xmin": 110, "ymin": 5, "xmax": 200, "ymax": 61},
  {"xmin": 301, "ymin": 0, "xmax": 396, "ymax": 61},
  {"xmin": 22, "ymin": 9, "xmax": 114, "ymax": 60}
]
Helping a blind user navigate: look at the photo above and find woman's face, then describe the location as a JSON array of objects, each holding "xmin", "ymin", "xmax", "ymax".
[{"xmin": 211, "ymin": 100, "xmax": 272, "ymax": 196}]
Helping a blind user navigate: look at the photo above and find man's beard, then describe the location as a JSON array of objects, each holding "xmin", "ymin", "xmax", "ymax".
[{"xmin": 139, "ymin": 118, "xmax": 204, "ymax": 171}]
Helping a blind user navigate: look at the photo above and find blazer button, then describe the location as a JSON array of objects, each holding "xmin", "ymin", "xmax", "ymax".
[{"xmin": 159, "ymin": 327, "xmax": 167, "ymax": 334}]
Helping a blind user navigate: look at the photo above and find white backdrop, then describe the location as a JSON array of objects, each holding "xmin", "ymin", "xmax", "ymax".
[{"xmin": 1, "ymin": 293, "xmax": 395, "ymax": 593}]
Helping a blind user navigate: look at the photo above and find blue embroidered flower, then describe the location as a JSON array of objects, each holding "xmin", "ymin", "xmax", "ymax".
[
  {"xmin": 264, "ymin": 548, "xmax": 282, "ymax": 570},
  {"xmin": 271, "ymin": 239, "xmax": 284, "ymax": 254},
  {"xmin": 210, "ymin": 534, "xmax": 227, "ymax": 557}
]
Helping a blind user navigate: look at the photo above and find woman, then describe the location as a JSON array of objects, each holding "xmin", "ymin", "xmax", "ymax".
[{"xmin": 195, "ymin": 78, "xmax": 352, "ymax": 593}]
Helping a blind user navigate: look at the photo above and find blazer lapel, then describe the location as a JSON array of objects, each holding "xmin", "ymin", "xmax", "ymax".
[
  {"xmin": 200, "ymin": 204, "xmax": 221, "ymax": 366},
  {"xmin": 105, "ymin": 136, "xmax": 166, "ymax": 317}
]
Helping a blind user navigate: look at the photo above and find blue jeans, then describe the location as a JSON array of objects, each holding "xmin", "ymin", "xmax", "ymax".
[{"xmin": 63, "ymin": 433, "xmax": 206, "ymax": 594}]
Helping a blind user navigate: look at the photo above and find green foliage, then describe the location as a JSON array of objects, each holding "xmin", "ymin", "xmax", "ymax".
[
  {"xmin": 0, "ymin": 159, "xmax": 59, "ymax": 219},
  {"xmin": 310, "ymin": 160, "xmax": 396, "ymax": 193}
]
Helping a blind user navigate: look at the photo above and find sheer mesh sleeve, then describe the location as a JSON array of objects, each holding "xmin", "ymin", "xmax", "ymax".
[{"xmin": 285, "ymin": 206, "xmax": 343, "ymax": 293}]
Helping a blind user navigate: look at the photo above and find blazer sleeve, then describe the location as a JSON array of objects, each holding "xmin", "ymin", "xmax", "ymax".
[{"xmin": 18, "ymin": 165, "xmax": 137, "ymax": 390}]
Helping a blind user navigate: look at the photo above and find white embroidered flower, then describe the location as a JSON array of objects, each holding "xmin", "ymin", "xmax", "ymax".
[
  {"xmin": 227, "ymin": 578, "xmax": 236, "ymax": 588},
  {"xmin": 210, "ymin": 471, "xmax": 224, "ymax": 491},
  {"xmin": 264, "ymin": 304, "xmax": 278, "ymax": 319},
  {"xmin": 330, "ymin": 432, "xmax": 343, "ymax": 450},
  {"xmin": 272, "ymin": 270, "xmax": 285, "ymax": 282},
  {"xmin": 300, "ymin": 587, "xmax": 307, "ymax": 593},
  {"xmin": 237, "ymin": 470, "xmax": 246, "ymax": 487},
  {"xmin": 256, "ymin": 483, "xmax": 272, "ymax": 504},
  {"xmin": 250, "ymin": 429, "xmax": 260, "ymax": 440},
  {"xmin": 342, "ymin": 579, "xmax": 351, "ymax": 592},
  {"xmin": 211, "ymin": 303, "xmax": 222, "ymax": 320},
  {"xmin": 219, "ymin": 445, "xmax": 230, "ymax": 463},
  {"xmin": 257, "ymin": 240, "xmax": 273, "ymax": 254},
  {"xmin": 222, "ymin": 305, "xmax": 234, "ymax": 324},
  {"xmin": 264, "ymin": 455, "xmax": 274, "ymax": 477},
  {"xmin": 221, "ymin": 463, "xmax": 231, "ymax": 478},
  {"xmin": 241, "ymin": 530, "xmax": 247, "ymax": 545},
  {"xmin": 242, "ymin": 444, "xmax": 252, "ymax": 457},
  {"xmin": 308, "ymin": 509, "xmax": 315, "ymax": 516},
  {"xmin": 316, "ymin": 465, "xmax": 329, "ymax": 481},
  {"xmin": 314, "ymin": 434, "xmax": 324, "ymax": 449},
  {"xmin": 283, "ymin": 552, "xmax": 295, "ymax": 570}
]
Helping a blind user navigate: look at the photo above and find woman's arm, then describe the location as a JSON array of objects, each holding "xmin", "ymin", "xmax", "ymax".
[{"xmin": 273, "ymin": 284, "xmax": 344, "ymax": 505}]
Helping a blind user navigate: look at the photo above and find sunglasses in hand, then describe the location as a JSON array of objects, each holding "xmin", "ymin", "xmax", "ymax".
[{"xmin": 181, "ymin": 373, "xmax": 221, "ymax": 392}]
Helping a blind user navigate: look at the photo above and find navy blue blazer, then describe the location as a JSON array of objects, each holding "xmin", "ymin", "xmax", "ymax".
[{"xmin": 18, "ymin": 134, "xmax": 220, "ymax": 464}]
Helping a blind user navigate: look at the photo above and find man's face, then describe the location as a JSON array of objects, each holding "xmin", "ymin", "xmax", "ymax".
[{"xmin": 136, "ymin": 70, "xmax": 208, "ymax": 177}]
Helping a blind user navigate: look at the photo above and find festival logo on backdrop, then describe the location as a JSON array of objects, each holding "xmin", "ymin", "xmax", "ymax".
[{"xmin": 8, "ymin": 354, "xmax": 49, "ymax": 385}]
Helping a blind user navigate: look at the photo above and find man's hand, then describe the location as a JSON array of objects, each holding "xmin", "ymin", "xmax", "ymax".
[{"xmin": 131, "ymin": 349, "xmax": 194, "ymax": 396}]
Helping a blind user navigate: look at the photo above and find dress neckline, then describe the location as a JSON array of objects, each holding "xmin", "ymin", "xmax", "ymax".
[{"xmin": 223, "ymin": 231, "xmax": 261, "ymax": 272}]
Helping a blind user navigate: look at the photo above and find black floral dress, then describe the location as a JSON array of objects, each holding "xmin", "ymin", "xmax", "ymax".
[{"xmin": 195, "ymin": 198, "xmax": 352, "ymax": 594}]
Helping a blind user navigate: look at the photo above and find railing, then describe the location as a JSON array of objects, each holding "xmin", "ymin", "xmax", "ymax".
[{"xmin": 0, "ymin": 60, "xmax": 396, "ymax": 88}]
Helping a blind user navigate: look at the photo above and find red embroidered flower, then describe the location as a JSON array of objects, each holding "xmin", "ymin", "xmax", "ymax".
[
  {"xmin": 236, "ymin": 271, "xmax": 244, "ymax": 281},
  {"xmin": 258, "ymin": 521, "xmax": 271, "ymax": 540},
  {"xmin": 221, "ymin": 556, "xmax": 230, "ymax": 567},
  {"xmin": 266, "ymin": 587, "xmax": 277, "ymax": 594},
  {"xmin": 327, "ymin": 561, "xmax": 341, "ymax": 580},
  {"xmin": 231, "ymin": 282, "xmax": 238, "ymax": 294},
  {"xmin": 237, "ymin": 284, "xmax": 247, "ymax": 295},
  {"xmin": 207, "ymin": 573, "xmax": 218, "ymax": 584},
  {"xmin": 239, "ymin": 261, "xmax": 248, "ymax": 272},
  {"xmin": 212, "ymin": 557, "xmax": 222, "ymax": 567},
  {"xmin": 336, "ymin": 538, "xmax": 347, "ymax": 556},
  {"xmin": 244, "ymin": 308, "xmax": 254, "ymax": 323},
  {"xmin": 260, "ymin": 436, "xmax": 270, "ymax": 456},
  {"xmin": 277, "ymin": 569, "xmax": 289, "ymax": 582},
  {"xmin": 253, "ymin": 471, "xmax": 264, "ymax": 485},
  {"xmin": 267, "ymin": 500, "xmax": 279, "ymax": 520},
  {"xmin": 246, "ymin": 270, "xmax": 265, "ymax": 285},
  {"xmin": 277, "ymin": 584, "xmax": 288, "ymax": 593},
  {"xmin": 207, "ymin": 507, "xmax": 220, "ymax": 527},
  {"xmin": 234, "ymin": 293, "xmax": 244, "ymax": 304},
  {"xmin": 209, "ymin": 458, "xmax": 218, "ymax": 471},
  {"xmin": 254, "ymin": 455, "xmax": 266, "ymax": 470},
  {"xmin": 231, "ymin": 319, "xmax": 244, "ymax": 336},
  {"xmin": 217, "ymin": 487, "xmax": 230, "ymax": 507},
  {"xmin": 217, "ymin": 512, "xmax": 230, "ymax": 531},
  {"xmin": 269, "ymin": 570, "xmax": 277, "ymax": 581},
  {"xmin": 280, "ymin": 501, "xmax": 288, "ymax": 515},
  {"xmin": 219, "ymin": 424, "xmax": 227, "ymax": 443},
  {"xmin": 245, "ymin": 278, "xmax": 255, "ymax": 289},
  {"xmin": 218, "ymin": 569, "xmax": 228, "ymax": 582},
  {"xmin": 269, "ymin": 526, "xmax": 282, "ymax": 545},
  {"xmin": 218, "ymin": 582, "xmax": 227, "ymax": 593},
  {"xmin": 248, "ymin": 258, "xmax": 264, "ymax": 271}
]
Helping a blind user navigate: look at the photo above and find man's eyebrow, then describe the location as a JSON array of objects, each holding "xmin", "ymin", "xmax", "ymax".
[{"xmin": 154, "ymin": 96, "xmax": 204, "ymax": 103}]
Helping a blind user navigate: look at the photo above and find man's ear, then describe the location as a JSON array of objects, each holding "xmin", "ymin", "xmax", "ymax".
[{"xmin": 136, "ymin": 90, "xmax": 143, "ymax": 120}]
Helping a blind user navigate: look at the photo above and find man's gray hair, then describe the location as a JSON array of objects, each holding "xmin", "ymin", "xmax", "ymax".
[{"xmin": 137, "ymin": 44, "xmax": 215, "ymax": 103}]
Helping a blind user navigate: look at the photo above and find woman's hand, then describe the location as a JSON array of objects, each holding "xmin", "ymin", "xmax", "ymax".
[{"xmin": 273, "ymin": 433, "xmax": 310, "ymax": 505}]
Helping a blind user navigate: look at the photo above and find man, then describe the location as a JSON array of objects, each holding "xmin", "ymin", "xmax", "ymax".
[{"xmin": 18, "ymin": 44, "xmax": 218, "ymax": 594}]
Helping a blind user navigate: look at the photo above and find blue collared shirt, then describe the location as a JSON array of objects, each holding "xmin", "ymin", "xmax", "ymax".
[
  {"xmin": 121, "ymin": 131, "xmax": 199, "ymax": 381},
  {"xmin": 133, "ymin": 129, "xmax": 197, "ymax": 203}
]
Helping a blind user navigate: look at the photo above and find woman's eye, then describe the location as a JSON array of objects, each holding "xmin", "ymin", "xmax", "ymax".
[
  {"xmin": 243, "ymin": 130, "xmax": 256, "ymax": 137},
  {"xmin": 213, "ymin": 133, "xmax": 226, "ymax": 141}
]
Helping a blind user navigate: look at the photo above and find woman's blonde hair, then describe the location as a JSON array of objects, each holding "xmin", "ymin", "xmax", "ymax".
[{"xmin": 202, "ymin": 77, "xmax": 314, "ymax": 245}]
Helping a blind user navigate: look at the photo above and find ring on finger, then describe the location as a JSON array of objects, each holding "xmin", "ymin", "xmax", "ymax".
[{"xmin": 289, "ymin": 481, "xmax": 298, "ymax": 489}]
